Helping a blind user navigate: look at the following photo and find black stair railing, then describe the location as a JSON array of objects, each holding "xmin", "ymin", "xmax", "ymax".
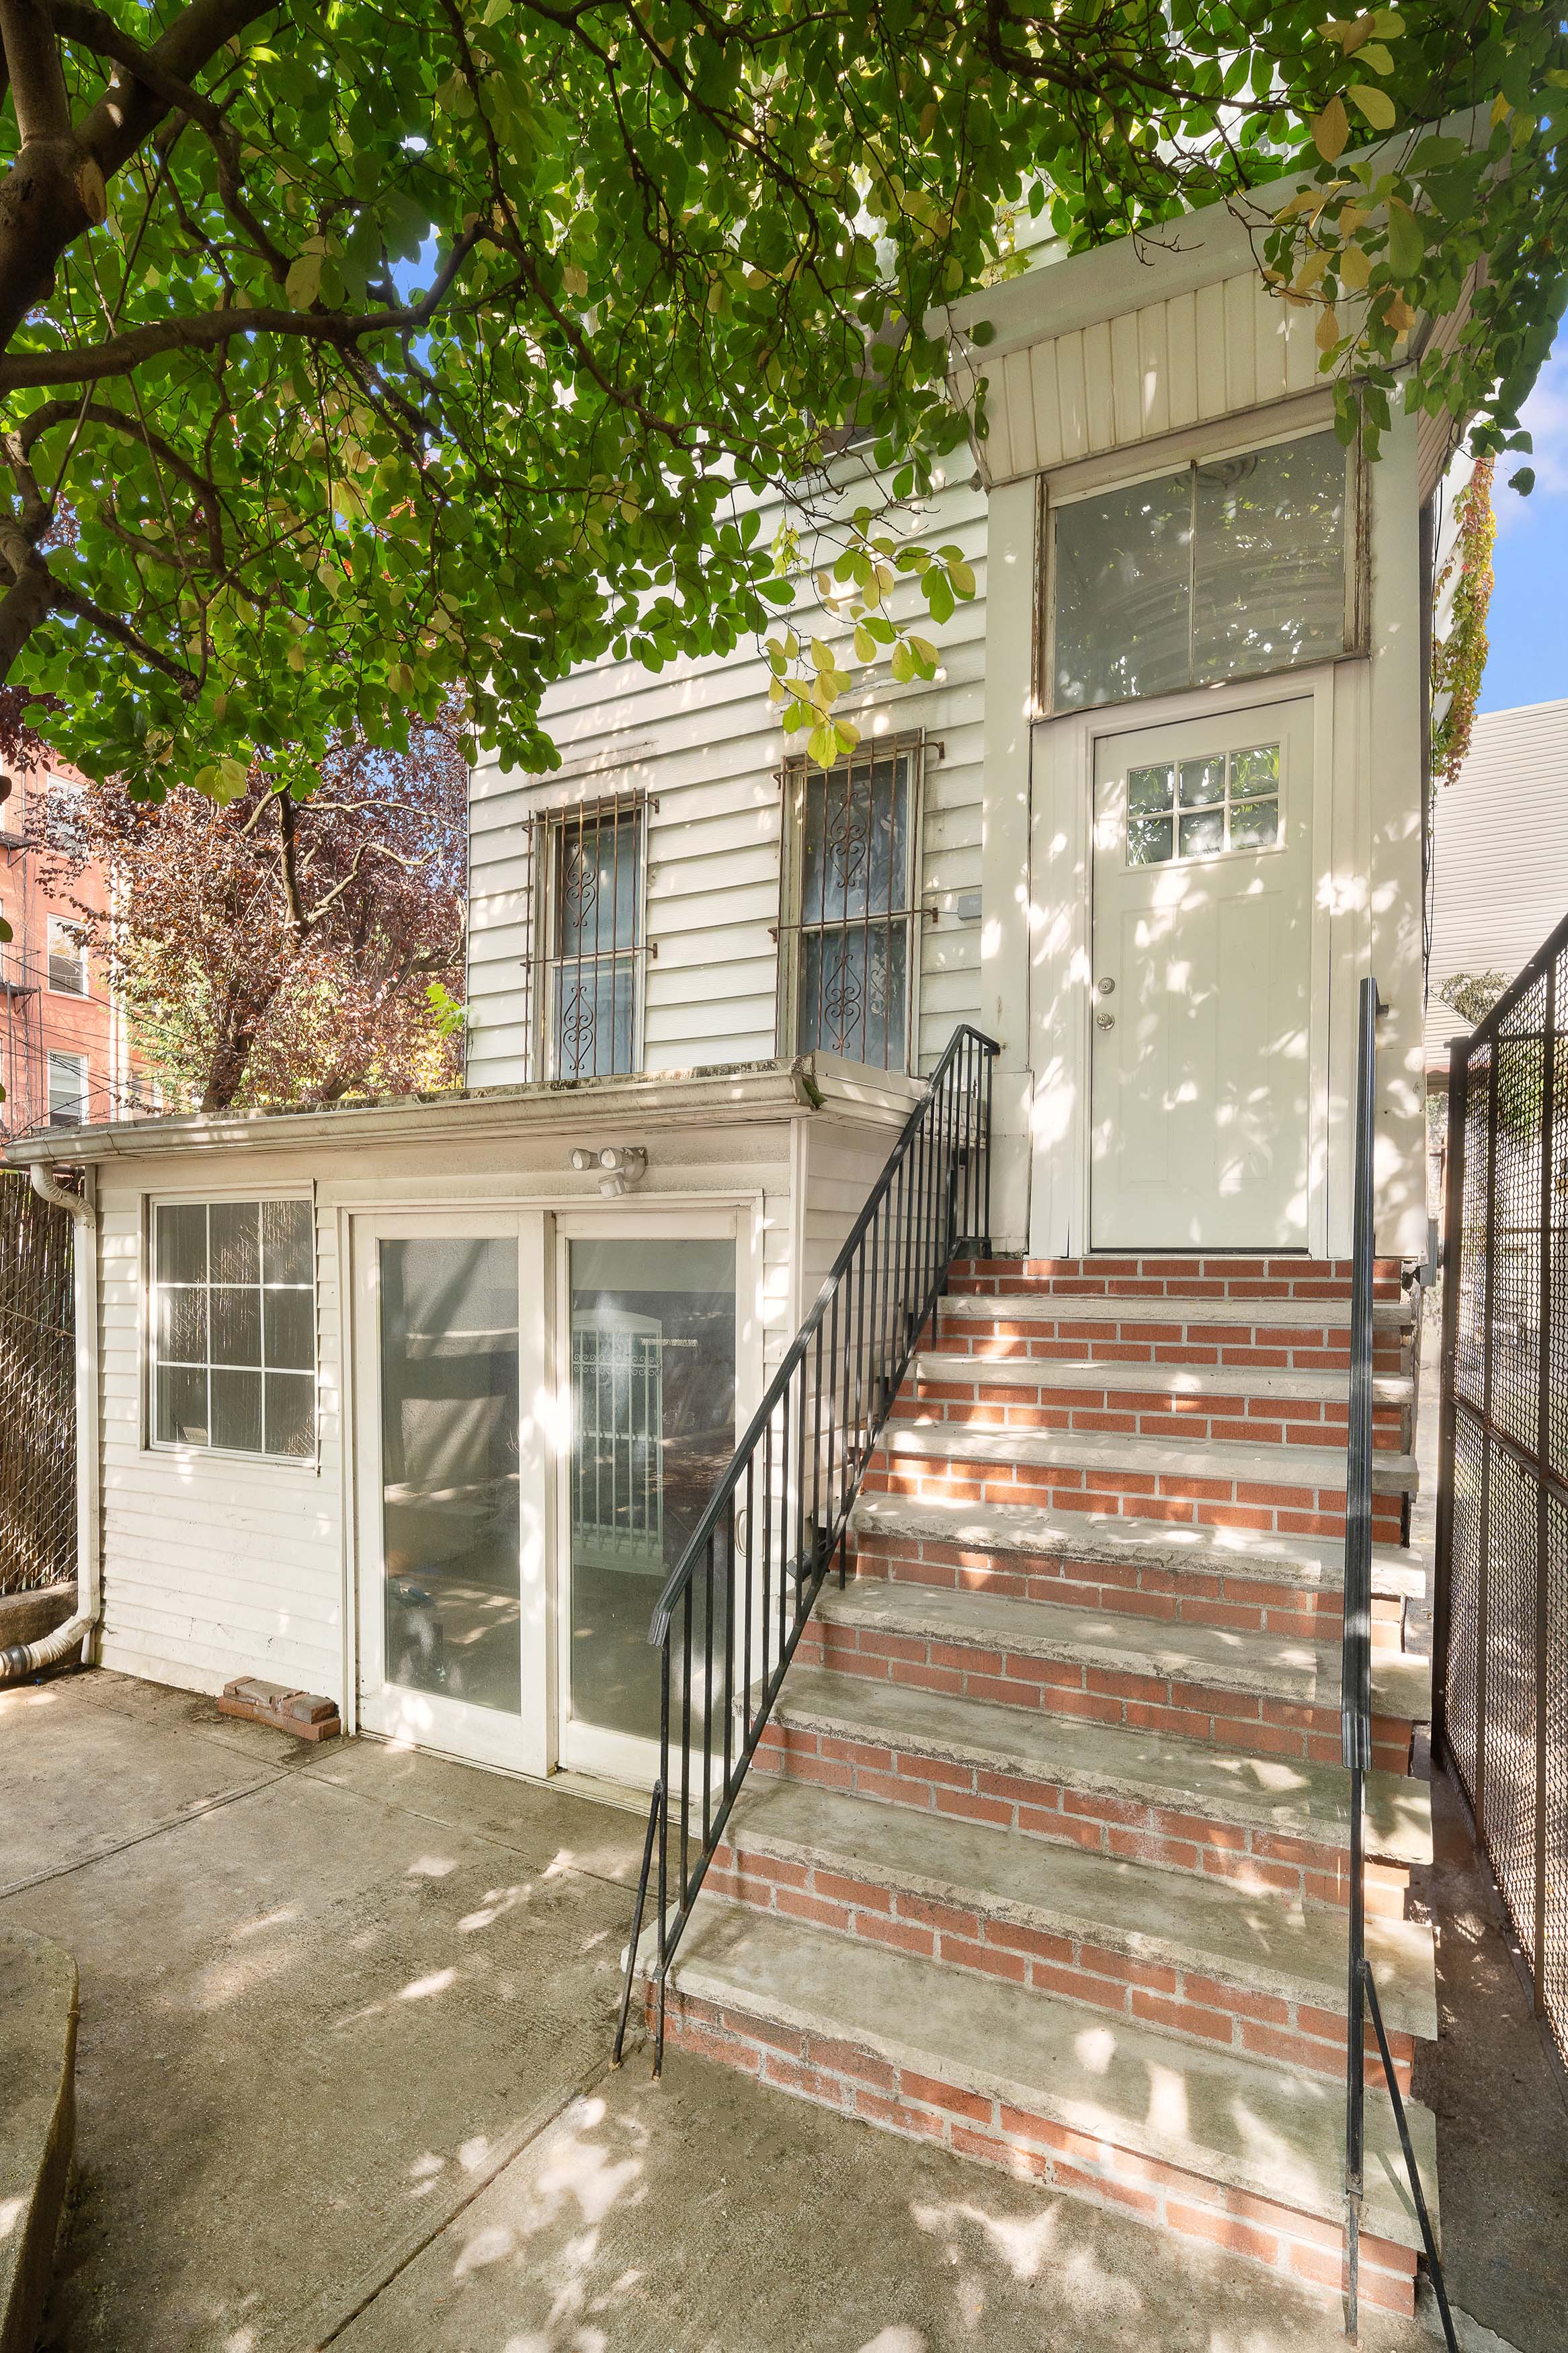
[
  {"xmin": 612, "ymin": 1023, "xmax": 999, "ymax": 2071},
  {"xmin": 1341, "ymin": 975, "xmax": 1456, "ymax": 2351}
]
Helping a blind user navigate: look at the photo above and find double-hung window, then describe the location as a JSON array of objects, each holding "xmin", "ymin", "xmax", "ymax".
[
  {"xmin": 47, "ymin": 917, "xmax": 87, "ymax": 996},
  {"xmin": 1048, "ymin": 427, "xmax": 1354, "ymax": 713},
  {"xmin": 539, "ymin": 797, "xmax": 645, "ymax": 1080},
  {"xmin": 46, "ymin": 1049, "xmax": 87, "ymax": 1127},
  {"xmin": 780, "ymin": 744, "xmax": 919, "ymax": 1072},
  {"xmin": 152, "ymin": 1198, "xmax": 315, "ymax": 1458}
]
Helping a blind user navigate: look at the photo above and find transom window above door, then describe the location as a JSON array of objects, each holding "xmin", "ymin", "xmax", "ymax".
[
  {"xmin": 1050, "ymin": 428, "xmax": 1351, "ymax": 713},
  {"xmin": 1126, "ymin": 742, "xmax": 1280, "ymax": 867},
  {"xmin": 779, "ymin": 743, "xmax": 918, "ymax": 1072}
]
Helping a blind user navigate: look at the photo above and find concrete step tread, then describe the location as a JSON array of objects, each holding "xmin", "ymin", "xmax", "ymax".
[
  {"xmin": 882, "ymin": 1419, "xmax": 1419, "ymax": 1496},
  {"xmin": 851, "ymin": 1492, "xmax": 1428, "ymax": 1601},
  {"xmin": 726, "ymin": 1778, "xmax": 1438, "ymax": 2040},
  {"xmin": 772, "ymin": 1665, "xmax": 1434, "ymax": 1866},
  {"xmin": 672, "ymin": 1900, "xmax": 1437, "ymax": 2251},
  {"xmin": 941, "ymin": 1291, "xmax": 1409, "ymax": 1330},
  {"xmin": 914, "ymin": 1351, "xmax": 1415, "ymax": 1406},
  {"xmin": 816, "ymin": 1579, "xmax": 1432, "ymax": 1722}
]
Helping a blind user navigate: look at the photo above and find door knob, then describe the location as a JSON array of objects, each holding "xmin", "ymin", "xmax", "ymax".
[{"xmin": 1096, "ymin": 1012, "xmax": 1116, "ymax": 1031}]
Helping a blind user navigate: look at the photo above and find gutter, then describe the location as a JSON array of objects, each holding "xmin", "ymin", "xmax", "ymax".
[{"xmin": 2, "ymin": 1165, "xmax": 100, "ymax": 1681}]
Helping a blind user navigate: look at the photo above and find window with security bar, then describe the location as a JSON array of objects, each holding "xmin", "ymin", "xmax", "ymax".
[
  {"xmin": 539, "ymin": 797, "xmax": 646, "ymax": 1080},
  {"xmin": 780, "ymin": 743, "xmax": 919, "ymax": 1072}
]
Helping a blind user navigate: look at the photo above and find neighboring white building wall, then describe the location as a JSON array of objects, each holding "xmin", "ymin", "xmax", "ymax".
[
  {"xmin": 467, "ymin": 469, "xmax": 987, "ymax": 1089},
  {"xmin": 1426, "ymin": 698, "xmax": 1568, "ymax": 1065}
]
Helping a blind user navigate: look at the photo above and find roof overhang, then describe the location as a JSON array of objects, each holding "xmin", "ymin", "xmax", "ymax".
[{"xmin": 1, "ymin": 1055, "xmax": 926, "ymax": 1167}]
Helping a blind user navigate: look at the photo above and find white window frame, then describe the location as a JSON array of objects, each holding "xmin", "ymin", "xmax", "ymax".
[
  {"xmin": 532, "ymin": 790, "xmax": 651, "ymax": 1082},
  {"xmin": 46, "ymin": 916, "xmax": 87, "ymax": 997},
  {"xmin": 145, "ymin": 1189, "xmax": 319, "ymax": 1466},
  {"xmin": 1039, "ymin": 407, "xmax": 1368, "ymax": 720},
  {"xmin": 46, "ymin": 1048, "xmax": 88, "ymax": 1127},
  {"xmin": 776, "ymin": 735, "xmax": 925, "ymax": 1074}
]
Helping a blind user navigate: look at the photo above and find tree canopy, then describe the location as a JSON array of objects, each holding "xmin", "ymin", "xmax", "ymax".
[
  {"xmin": 40, "ymin": 718, "xmax": 466, "ymax": 1106},
  {"xmin": 0, "ymin": 0, "xmax": 1563, "ymax": 801}
]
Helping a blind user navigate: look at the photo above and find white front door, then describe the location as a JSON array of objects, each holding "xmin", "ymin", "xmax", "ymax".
[
  {"xmin": 353, "ymin": 1212, "xmax": 551, "ymax": 1774},
  {"xmin": 1089, "ymin": 696, "xmax": 1314, "ymax": 1250}
]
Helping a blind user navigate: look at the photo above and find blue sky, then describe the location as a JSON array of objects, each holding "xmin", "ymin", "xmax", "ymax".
[{"xmin": 1473, "ymin": 327, "xmax": 1568, "ymax": 713}]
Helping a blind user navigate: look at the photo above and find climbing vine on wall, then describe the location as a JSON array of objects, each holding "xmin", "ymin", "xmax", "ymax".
[{"xmin": 1431, "ymin": 456, "xmax": 1497, "ymax": 789}]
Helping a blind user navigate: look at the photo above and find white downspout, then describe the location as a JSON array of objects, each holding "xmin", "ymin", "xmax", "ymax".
[{"xmin": 1, "ymin": 1162, "xmax": 101, "ymax": 1679}]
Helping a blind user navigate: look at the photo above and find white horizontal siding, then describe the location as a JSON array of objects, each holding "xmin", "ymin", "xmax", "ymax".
[
  {"xmin": 95, "ymin": 1173, "xmax": 345, "ymax": 1702},
  {"xmin": 1427, "ymin": 699, "xmax": 1568, "ymax": 1063},
  {"xmin": 468, "ymin": 472, "xmax": 987, "ymax": 1086}
]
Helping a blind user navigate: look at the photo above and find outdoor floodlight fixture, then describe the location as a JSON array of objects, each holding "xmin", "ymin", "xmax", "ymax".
[{"xmin": 569, "ymin": 1144, "xmax": 649, "ymax": 1197}]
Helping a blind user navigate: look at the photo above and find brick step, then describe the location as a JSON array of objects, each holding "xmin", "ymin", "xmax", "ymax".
[
  {"xmin": 660, "ymin": 1903, "xmax": 1434, "ymax": 2315},
  {"xmin": 935, "ymin": 1289, "xmax": 1407, "ymax": 1375},
  {"xmin": 850, "ymin": 1492, "xmax": 1421, "ymax": 1646},
  {"xmin": 708, "ymin": 1778, "xmax": 1435, "ymax": 2090},
  {"xmin": 948, "ymin": 1257, "xmax": 1407, "ymax": 1303},
  {"xmin": 758, "ymin": 1666, "xmax": 1431, "ymax": 1915},
  {"xmin": 798, "ymin": 1580, "xmax": 1427, "ymax": 1773},
  {"xmin": 907, "ymin": 1352, "xmax": 1411, "ymax": 1451},
  {"xmin": 870, "ymin": 1422, "xmax": 1415, "ymax": 1542}
]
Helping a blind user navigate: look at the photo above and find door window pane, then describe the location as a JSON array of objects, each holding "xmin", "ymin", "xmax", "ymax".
[
  {"xmin": 379, "ymin": 1238, "xmax": 522, "ymax": 1714},
  {"xmin": 1053, "ymin": 432, "xmax": 1349, "ymax": 711},
  {"xmin": 1122, "ymin": 742, "xmax": 1282, "ymax": 869},
  {"xmin": 567, "ymin": 1238, "xmax": 736, "ymax": 1743}
]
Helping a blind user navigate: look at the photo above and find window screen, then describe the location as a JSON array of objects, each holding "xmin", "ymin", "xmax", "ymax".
[
  {"xmin": 154, "ymin": 1199, "xmax": 315, "ymax": 1457},
  {"xmin": 1053, "ymin": 430, "xmax": 1349, "ymax": 712},
  {"xmin": 46, "ymin": 1050, "xmax": 87, "ymax": 1127}
]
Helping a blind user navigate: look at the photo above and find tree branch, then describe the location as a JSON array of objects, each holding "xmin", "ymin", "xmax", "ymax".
[
  {"xmin": 0, "ymin": 223, "xmax": 491, "ymax": 387},
  {"xmin": 52, "ymin": 575, "xmax": 200, "ymax": 687}
]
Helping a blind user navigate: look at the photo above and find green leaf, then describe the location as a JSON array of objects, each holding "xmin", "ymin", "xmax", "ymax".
[
  {"xmin": 1508, "ymin": 467, "xmax": 1536, "ymax": 494},
  {"xmin": 1386, "ymin": 200, "xmax": 1423, "ymax": 280},
  {"xmin": 285, "ymin": 251, "xmax": 323, "ymax": 307},
  {"xmin": 1348, "ymin": 84, "xmax": 1397, "ymax": 130}
]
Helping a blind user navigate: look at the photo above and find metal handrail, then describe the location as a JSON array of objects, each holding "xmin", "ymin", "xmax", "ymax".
[
  {"xmin": 612, "ymin": 1023, "xmax": 999, "ymax": 2069},
  {"xmin": 1341, "ymin": 976, "xmax": 1456, "ymax": 2351}
]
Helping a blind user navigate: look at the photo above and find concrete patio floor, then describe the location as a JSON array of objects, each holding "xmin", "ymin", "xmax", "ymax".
[{"xmin": 0, "ymin": 1667, "xmax": 1499, "ymax": 2352}]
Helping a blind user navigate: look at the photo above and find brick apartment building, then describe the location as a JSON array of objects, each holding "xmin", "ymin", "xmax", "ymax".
[{"xmin": 0, "ymin": 752, "xmax": 142, "ymax": 1142}]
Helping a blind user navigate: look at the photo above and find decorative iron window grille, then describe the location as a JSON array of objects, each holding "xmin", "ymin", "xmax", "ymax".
[
  {"xmin": 531, "ymin": 790, "xmax": 648, "ymax": 1081},
  {"xmin": 777, "ymin": 737, "xmax": 921, "ymax": 1073},
  {"xmin": 569, "ymin": 1312, "xmax": 665, "ymax": 1577}
]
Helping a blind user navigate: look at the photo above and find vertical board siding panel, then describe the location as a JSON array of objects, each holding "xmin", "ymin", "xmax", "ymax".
[
  {"xmin": 1081, "ymin": 321, "xmax": 1115, "ymax": 452},
  {"xmin": 1030, "ymin": 337, "xmax": 1065, "ymax": 469},
  {"xmin": 1055, "ymin": 333, "xmax": 1089, "ymax": 461},
  {"xmin": 1166, "ymin": 291, "xmax": 1199, "ymax": 428},
  {"xmin": 1002, "ymin": 351, "xmax": 1038, "ymax": 478},
  {"xmin": 1109, "ymin": 309, "xmax": 1142, "ymax": 447},
  {"xmin": 1253, "ymin": 282, "xmax": 1288, "ymax": 404},
  {"xmin": 980, "ymin": 368, "xmax": 1014, "ymax": 481},
  {"xmin": 1137, "ymin": 301, "xmax": 1171, "ymax": 439},
  {"xmin": 1223, "ymin": 275, "xmax": 1257, "ymax": 413},
  {"xmin": 1284, "ymin": 296, "xmax": 1319, "ymax": 395},
  {"xmin": 1195, "ymin": 281, "xmax": 1228, "ymax": 417}
]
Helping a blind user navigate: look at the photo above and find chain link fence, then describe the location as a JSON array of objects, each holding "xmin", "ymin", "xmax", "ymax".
[
  {"xmin": 0, "ymin": 1167, "xmax": 77, "ymax": 1596},
  {"xmin": 1436, "ymin": 907, "xmax": 1568, "ymax": 2065}
]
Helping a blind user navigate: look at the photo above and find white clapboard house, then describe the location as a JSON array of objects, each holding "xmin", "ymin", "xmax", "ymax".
[{"xmin": 9, "ymin": 159, "xmax": 1461, "ymax": 2315}]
